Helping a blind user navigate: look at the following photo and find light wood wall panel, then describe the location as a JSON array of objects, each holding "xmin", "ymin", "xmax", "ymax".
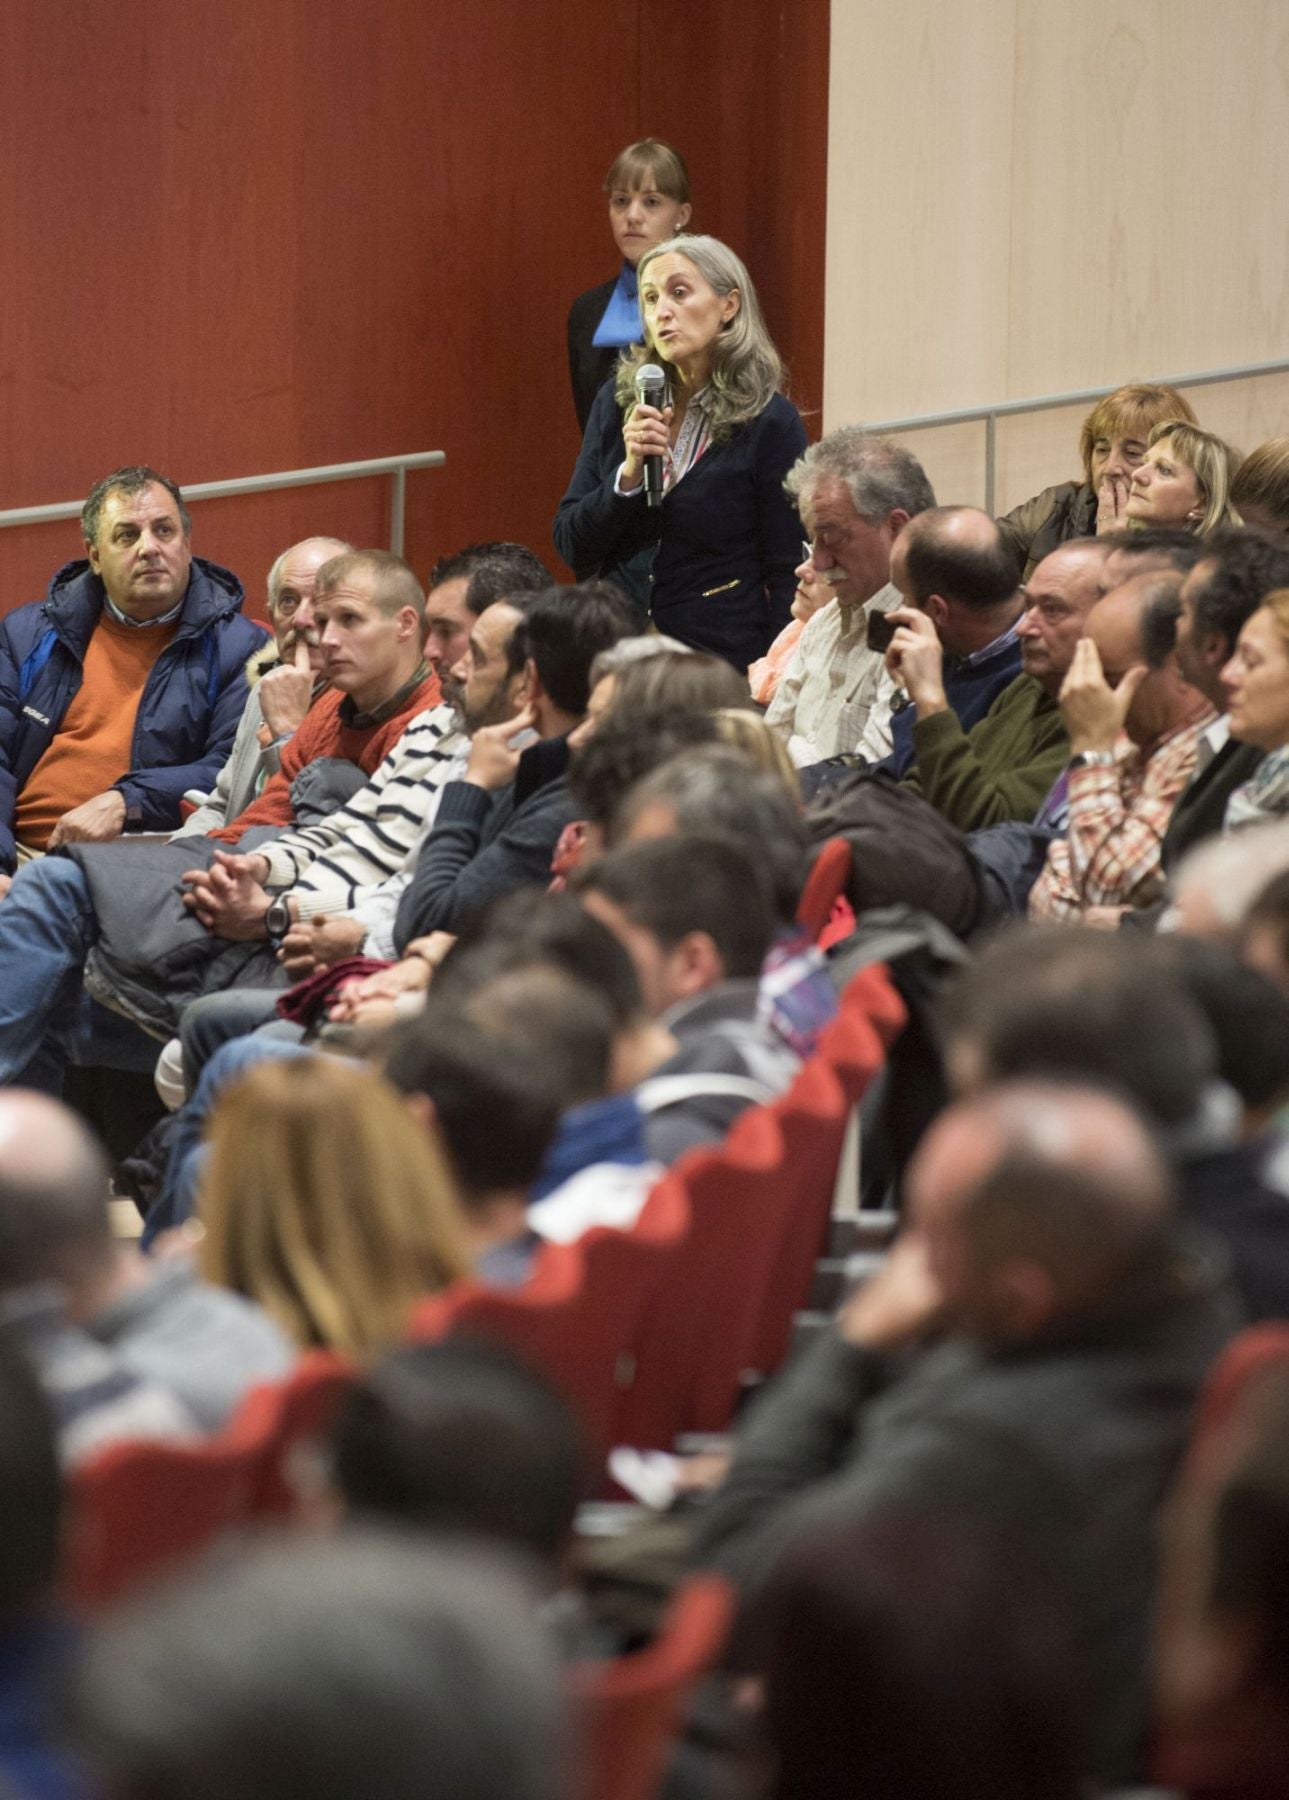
[
  {"xmin": 825, "ymin": 0, "xmax": 1289, "ymax": 513},
  {"xmin": 824, "ymin": 0, "xmax": 1017, "ymax": 424}
]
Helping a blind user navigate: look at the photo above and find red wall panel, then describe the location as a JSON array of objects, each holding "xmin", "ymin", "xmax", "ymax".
[{"xmin": 0, "ymin": 0, "xmax": 826, "ymax": 618}]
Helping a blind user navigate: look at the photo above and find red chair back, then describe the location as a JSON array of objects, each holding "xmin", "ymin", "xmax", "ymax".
[
  {"xmin": 615, "ymin": 965, "xmax": 903, "ymax": 1448},
  {"xmin": 410, "ymin": 1181, "xmax": 690, "ymax": 1466},
  {"xmin": 1183, "ymin": 1323, "xmax": 1289, "ymax": 1475},
  {"xmin": 248, "ymin": 1348, "xmax": 357, "ymax": 1516},
  {"xmin": 796, "ymin": 836, "xmax": 852, "ymax": 940},
  {"xmin": 1153, "ymin": 1325, "xmax": 1289, "ymax": 1791},
  {"xmin": 568, "ymin": 1576, "xmax": 734, "ymax": 1800},
  {"xmin": 65, "ymin": 1413, "xmax": 266, "ymax": 1612}
]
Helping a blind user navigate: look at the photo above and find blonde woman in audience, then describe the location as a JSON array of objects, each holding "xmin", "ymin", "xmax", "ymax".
[
  {"xmin": 1126, "ymin": 420, "xmax": 1241, "ymax": 537},
  {"xmin": 198, "ymin": 1057, "xmax": 469, "ymax": 1356},
  {"xmin": 712, "ymin": 707, "xmax": 800, "ymax": 797},
  {"xmin": 1222, "ymin": 589, "xmax": 1289, "ymax": 827},
  {"xmin": 998, "ymin": 381, "xmax": 1196, "ymax": 580},
  {"xmin": 1232, "ymin": 435, "xmax": 1289, "ymax": 535}
]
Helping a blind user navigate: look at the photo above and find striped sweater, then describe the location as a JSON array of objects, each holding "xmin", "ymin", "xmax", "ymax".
[{"xmin": 257, "ymin": 704, "xmax": 468, "ymax": 920}]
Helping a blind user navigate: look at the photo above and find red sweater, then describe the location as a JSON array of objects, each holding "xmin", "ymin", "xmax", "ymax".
[{"xmin": 209, "ymin": 670, "xmax": 439, "ymax": 844}]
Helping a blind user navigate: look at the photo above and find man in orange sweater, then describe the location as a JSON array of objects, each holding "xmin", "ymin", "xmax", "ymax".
[
  {"xmin": 0, "ymin": 465, "xmax": 267, "ymax": 887},
  {"xmin": 0, "ymin": 550, "xmax": 438, "ymax": 1085}
]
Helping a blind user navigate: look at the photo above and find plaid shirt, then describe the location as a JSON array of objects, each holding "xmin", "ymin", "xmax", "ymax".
[{"xmin": 1029, "ymin": 710, "xmax": 1214, "ymax": 923}]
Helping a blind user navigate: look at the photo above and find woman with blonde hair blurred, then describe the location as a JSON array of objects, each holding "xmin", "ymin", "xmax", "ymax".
[
  {"xmin": 712, "ymin": 707, "xmax": 800, "ymax": 797},
  {"xmin": 1127, "ymin": 420, "xmax": 1242, "ymax": 538},
  {"xmin": 1232, "ymin": 436, "xmax": 1289, "ymax": 536},
  {"xmin": 998, "ymin": 381, "xmax": 1197, "ymax": 580},
  {"xmin": 198, "ymin": 1056, "xmax": 469, "ymax": 1357}
]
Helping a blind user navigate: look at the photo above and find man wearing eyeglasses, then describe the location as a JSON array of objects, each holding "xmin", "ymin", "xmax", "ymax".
[{"xmin": 764, "ymin": 429, "xmax": 936, "ymax": 769}]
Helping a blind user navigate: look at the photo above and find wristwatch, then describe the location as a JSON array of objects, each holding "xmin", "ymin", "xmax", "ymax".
[
  {"xmin": 1067, "ymin": 750, "xmax": 1117, "ymax": 772},
  {"xmin": 264, "ymin": 896, "xmax": 292, "ymax": 943}
]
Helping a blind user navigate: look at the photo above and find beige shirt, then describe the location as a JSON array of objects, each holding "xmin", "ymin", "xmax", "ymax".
[{"xmin": 765, "ymin": 583, "xmax": 899, "ymax": 768}]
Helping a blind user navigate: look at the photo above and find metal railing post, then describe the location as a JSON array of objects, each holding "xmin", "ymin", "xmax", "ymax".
[
  {"xmin": 856, "ymin": 356, "xmax": 1289, "ymax": 510},
  {"xmin": 389, "ymin": 466, "xmax": 407, "ymax": 557},
  {"xmin": 0, "ymin": 451, "xmax": 446, "ymax": 535}
]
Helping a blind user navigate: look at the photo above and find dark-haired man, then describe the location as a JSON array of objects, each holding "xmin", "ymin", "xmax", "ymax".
[
  {"xmin": 575, "ymin": 833, "xmax": 800, "ymax": 1161},
  {"xmin": 0, "ymin": 465, "xmax": 267, "ymax": 888},
  {"xmin": 391, "ymin": 581, "xmax": 638, "ymax": 946},
  {"xmin": 1158, "ymin": 527, "xmax": 1289, "ymax": 867},
  {"xmin": 869, "ymin": 505, "xmax": 1026, "ymax": 778}
]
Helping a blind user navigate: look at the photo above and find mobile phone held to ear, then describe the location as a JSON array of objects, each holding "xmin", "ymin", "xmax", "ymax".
[{"xmin": 865, "ymin": 608, "xmax": 897, "ymax": 656}]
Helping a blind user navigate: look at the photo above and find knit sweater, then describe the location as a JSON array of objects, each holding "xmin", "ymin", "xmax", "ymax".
[
  {"xmin": 903, "ymin": 674, "xmax": 1069, "ymax": 832},
  {"xmin": 210, "ymin": 670, "xmax": 439, "ymax": 843},
  {"xmin": 256, "ymin": 704, "xmax": 467, "ymax": 918}
]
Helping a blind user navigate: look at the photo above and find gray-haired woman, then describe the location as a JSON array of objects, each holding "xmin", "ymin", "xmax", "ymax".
[{"xmin": 554, "ymin": 234, "xmax": 807, "ymax": 672}]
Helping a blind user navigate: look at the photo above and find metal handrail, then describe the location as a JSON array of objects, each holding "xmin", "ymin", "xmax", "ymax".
[
  {"xmin": 0, "ymin": 450, "xmax": 447, "ymax": 557},
  {"xmin": 862, "ymin": 357, "xmax": 1289, "ymax": 513}
]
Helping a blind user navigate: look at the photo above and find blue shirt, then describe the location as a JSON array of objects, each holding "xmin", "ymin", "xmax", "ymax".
[{"xmin": 591, "ymin": 263, "xmax": 643, "ymax": 349}]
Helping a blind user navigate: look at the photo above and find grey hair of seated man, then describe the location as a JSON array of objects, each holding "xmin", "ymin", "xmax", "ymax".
[
  {"xmin": 612, "ymin": 744, "xmax": 807, "ymax": 924},
  {"xmin": 784, "ymin": 426, "xmax": 936, "ymax": 524},
  {"xmin": 1171, "ymin": 819, "xmax": 1289, "ymax": 943},
  {"xmin": 588, "ymin": 633, "xmax": 692, "ymax": 689},
  {"xmin": 71, "ymin": 1531, "xmax": 565, "ymax": 1800}
]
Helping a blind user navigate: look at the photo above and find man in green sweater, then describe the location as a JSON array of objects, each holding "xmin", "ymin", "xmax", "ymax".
[{"xmin": 888, "ymin": 536, "xmax": 1112, "ymax": 831}]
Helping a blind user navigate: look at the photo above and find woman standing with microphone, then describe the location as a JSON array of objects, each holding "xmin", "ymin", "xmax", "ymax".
[{"xmin": 554, "ymin": 235, "xmax": 807, "ymax": 672}]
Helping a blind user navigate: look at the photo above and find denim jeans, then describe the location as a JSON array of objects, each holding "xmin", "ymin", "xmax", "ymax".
[{"xmin": 0, "ymin": 857, "xmax": 101, "ymax": 1088}]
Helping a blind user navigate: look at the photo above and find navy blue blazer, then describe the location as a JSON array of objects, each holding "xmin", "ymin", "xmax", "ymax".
[{"xmin": 553, "ymin": 379, "xmax": 807, "ymax": 671}]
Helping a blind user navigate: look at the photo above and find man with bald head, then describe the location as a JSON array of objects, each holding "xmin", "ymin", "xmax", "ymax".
[
  {"xmin": 699, "ymin": 1080, "xmax": 1234, "ymax": 1782},
  {"xmin": 893, "ymin": 535, "xmax": 1112, "ymax": 830},
  {"xmin": 869, "ymin": 505, "xmax": 1026, "ymax": 780},
  {"xmin": 0, "ymin": 1090, "xmax": 290, "ymax": 1459},
  {"xmin": 1029, "ymin": 568, "xmax": 1216, "ymax": 923},
  {"xmin": 174, "ymin": 534, "xmax": 352, "ymax": 835}
]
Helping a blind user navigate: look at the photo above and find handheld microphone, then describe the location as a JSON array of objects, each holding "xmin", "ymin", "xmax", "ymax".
[{"xmin": 635, "ymin": 363, "xmax": 668, "ymax": 509}]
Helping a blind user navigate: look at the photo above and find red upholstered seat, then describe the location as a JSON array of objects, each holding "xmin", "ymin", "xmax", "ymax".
[
  {"xmin": 615, "ymin": 963, "xmax": 904, "ymax": 1448},
  {"xmin": 245, "ymin": 1348, "xmax": 357, "ymax": 1517},
  {"xmin": 568, "ymin": 1575, "xmax": 734, "ymax": 1800},
  {"xmin": 409, "ymin": 1179, "xmax": 691, "ymax": 1465},
  {"xmin": 65, "ymin": 1348, "xmax": 356, "ymax": 1611},
  {"xmin": 1153, "ymin": 1324, "xmax": 1289, "ymax": 1790}
]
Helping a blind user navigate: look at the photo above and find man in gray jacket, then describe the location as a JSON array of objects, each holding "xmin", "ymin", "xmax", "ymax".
[{"xmin": 698, "ymin": 1081, "xmax": 1235, "ymax": 1784}]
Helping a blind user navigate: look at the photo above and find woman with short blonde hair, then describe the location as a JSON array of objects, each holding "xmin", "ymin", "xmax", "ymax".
[
  {"xmin": 1127, "ymin": 420, "xmax": 1241, "ymax": 538},
  {"xmin": 998, "ymin": 381, "xmax": 1197, "ymax": 580},
  {"xmin": 198, "ymin": 1056, "xmax": 468, "ymax": 1357}
]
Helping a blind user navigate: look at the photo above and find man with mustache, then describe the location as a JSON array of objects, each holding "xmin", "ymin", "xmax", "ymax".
[{"xmin": 765, "ymin": 429, "xmax": 936, "ymax": 767}]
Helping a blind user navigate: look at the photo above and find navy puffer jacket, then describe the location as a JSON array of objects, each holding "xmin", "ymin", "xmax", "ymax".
[{"xmin": 0, "ymin": 556, "xmax": 267, "ymax": 871}]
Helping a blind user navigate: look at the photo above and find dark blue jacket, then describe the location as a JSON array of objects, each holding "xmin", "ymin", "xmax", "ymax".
[
  {"xmin": 553, "ymin": 379, "xmax": 807, "ymax": 671},
  {"xmin": 0, "ymin": 557, "xmax": 267, "ymax": 872},
  {"xmin": 880, "ymin": 634, "xmax": 1024, "ymax": 778}
]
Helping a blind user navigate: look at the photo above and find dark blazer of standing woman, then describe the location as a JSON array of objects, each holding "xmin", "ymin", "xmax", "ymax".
[{"xmin": 555, "ymin": 234, "xmax": 806, "ymax": 673}]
